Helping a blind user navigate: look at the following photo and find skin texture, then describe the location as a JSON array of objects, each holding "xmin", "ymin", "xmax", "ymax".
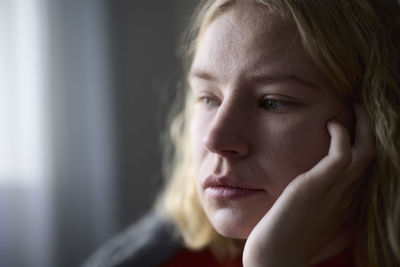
[
  {"xmin": 189, "ymin": 2, "xmax": 375, "ymax": 266},
  {"xmin": 242, "ymin": 104, "xmax": 374, "ymax": 266}
]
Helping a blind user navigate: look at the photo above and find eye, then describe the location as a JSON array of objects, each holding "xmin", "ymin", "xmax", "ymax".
[
  {"xmin": 259, "ymin": 97, "xmax": 292, "ymax": 111},
  {"xmin": 199, "ymin": 96, "xmax": 219, "ymax": 108},
  {"xmin": 262, "ymin": 99, "xmax": 280, "ymax": 110}
]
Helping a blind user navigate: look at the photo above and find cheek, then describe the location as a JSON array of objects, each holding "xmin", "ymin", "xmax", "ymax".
[
  {"xmin": 190, "ymin": 113, "xmax": 207, "ymax": 167},
  {"xmin": 287, "ymin": 119, "xmax": 330, "ymax": 165},
  {"xmin": 257, "ymin": 114, "xmax": 330, "ymax": 186}
]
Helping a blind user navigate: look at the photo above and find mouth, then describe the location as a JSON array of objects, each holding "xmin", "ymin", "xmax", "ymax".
[{"xmin": 203, "ymin": 175, "xmax": 264, "ymax": 200}]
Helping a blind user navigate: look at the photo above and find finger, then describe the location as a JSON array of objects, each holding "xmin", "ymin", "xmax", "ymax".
[
  {"xmin": 352, "ymin": 103, "xmax": 375, "ymax": 163},
  {"xmin": 348, "ymin": 103, "xmax": 376, "ymax": 181},
  {"xmin": 326, "ymin": 119, "xmax": 352, "ymax": 167},
  {"xmin": 304, "ymin": 119, "xmax": 352, "ymax": 192}
]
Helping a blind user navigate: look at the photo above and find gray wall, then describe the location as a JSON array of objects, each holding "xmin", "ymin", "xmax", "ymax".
[
  {"xmin": 82, "ymin": 0, "xmax": 199, "ymax": 266},
  {"xmin": 0, "ymin": 2, "xmax": 199, "ymax": 267},
  {"xmin": 108, "ymin": 0, "xmax": 199, "ymax": 228},
  {"xmin": 48, "ymin": 1, "xmax": 198, "ymax": 266}
]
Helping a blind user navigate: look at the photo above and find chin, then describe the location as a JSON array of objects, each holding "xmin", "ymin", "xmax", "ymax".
[{"xmin": 207, "ymin": 207, "xmax": 263, "ymax": 239}]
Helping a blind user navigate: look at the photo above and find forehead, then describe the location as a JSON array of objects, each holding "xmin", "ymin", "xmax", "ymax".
[
  {"xmin": 190, "ymin": 2, "xmax": 330, "ymax": 90},
  {"xmin": 205, "ymin": 3, "xmax": 294, "ymax": 51}
]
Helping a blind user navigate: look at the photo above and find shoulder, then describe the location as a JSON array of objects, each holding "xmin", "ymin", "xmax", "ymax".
[{"xmin": 82, "ymin": 210, "xmax": 183, "ymax": 267}]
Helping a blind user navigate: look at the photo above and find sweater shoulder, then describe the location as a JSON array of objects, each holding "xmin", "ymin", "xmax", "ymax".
[{"xmin": 82, "ymin": 211, "xmax": 182, "ymax": 267}]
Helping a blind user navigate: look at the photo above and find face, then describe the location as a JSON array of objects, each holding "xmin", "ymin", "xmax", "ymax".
[{"xmin": 189, "ymin": 3, "xmax": 354, "ymax": 239}]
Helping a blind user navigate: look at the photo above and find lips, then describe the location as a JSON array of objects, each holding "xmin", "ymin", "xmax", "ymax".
[{"xmin": 203, "ymin": 175, "xmax": 264, "ymax": 200}]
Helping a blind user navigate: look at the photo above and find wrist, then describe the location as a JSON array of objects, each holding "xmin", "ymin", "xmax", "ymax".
[{"xmin": 243, "ymin": 245, "xmax": 309, "ymax": 267}]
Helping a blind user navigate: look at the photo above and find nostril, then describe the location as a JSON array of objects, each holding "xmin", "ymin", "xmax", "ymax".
[
  {"xmin": 218, "ymin": 149, "xmax": 242, "ymax": 158},
  {"xmin": 202, "ymin": 115, "xmax": 250, "ymax": 158},
  {"xmin": 222, "ymin": 150, "xmax": 239, "ymax": 154},
  {"xmin": 202, "ymin": 127, "xmax": 250, "ymax": 157}
]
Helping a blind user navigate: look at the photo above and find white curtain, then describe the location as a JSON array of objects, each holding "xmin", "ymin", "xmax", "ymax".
[
  {"xmin": 0, "ymin": 0, "xmax": 117, "ymax": 266},
  {"xmin": 0, "ymin": 0, "xmax": 53, "ymax": 266}
]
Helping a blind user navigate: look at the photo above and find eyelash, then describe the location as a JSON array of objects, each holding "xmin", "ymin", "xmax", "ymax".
[
  {"xmin": 198, "ymin": 96, "xmax": 220, "ymax": 108},
  {"xmin": 259, "ymin": 98, "xmax": 293, "ymax": 111},
  {"xmin": 196, "ymin": 94, "xmax": 294, "ymax": 112}
]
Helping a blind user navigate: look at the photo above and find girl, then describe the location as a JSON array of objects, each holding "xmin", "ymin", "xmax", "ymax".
[{"xmin": 84, "ymin": 1, "xmax": 400, "ymax": 266}]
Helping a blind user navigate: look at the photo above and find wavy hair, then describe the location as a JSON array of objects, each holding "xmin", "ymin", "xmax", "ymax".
[{"xmin": 157, "ymin": 0, "xmax": 400, "ymax": 266}]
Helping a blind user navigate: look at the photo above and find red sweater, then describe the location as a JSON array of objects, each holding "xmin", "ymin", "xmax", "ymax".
[{"xmin": 164, "ymin": 248, "xmax": 355, "ymax": 267}]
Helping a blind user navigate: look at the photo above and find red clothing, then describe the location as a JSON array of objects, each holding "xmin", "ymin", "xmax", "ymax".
[
  {"xmin": 313, "ymin": 249, "xmax": 355, "ymax": 267},
  {"xmin": 163, "ymin": 249, "xmax": 241, "ymax": 267},
  {"xmin": 164, "ymin": 248, "xmax": 355, "ymax": 267}
]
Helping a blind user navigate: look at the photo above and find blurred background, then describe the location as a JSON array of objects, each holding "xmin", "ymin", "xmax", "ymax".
[{"xmin": 0, "ymin": 0, "xmax": 197, "ymax": 266}]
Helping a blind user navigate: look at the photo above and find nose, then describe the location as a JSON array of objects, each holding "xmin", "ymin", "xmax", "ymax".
[{"xmin": 202, "ymin": 100, "xmax": 250, "ymax": 158}]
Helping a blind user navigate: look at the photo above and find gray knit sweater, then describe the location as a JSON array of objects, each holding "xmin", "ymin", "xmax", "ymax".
[{"xmin": 82, "ymin": 211, "xmax": 183, "ymax": 267}]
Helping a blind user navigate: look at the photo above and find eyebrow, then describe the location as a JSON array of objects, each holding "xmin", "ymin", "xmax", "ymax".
[{"xmin": 189, "ymin": 70, "xmax": 320, "ymax": 90}]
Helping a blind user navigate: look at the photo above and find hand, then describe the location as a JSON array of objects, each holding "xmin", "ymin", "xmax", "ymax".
[{"xmin": 242, "ymin": 104, "xmax": 375, "ymax": 267}]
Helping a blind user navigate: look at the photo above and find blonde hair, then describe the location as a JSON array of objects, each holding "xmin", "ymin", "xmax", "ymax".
[{"xmin": 157, "ymin": 0, "xmax": 400, "ymax": 266}]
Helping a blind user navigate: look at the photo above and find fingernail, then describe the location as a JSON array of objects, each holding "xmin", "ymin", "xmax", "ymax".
[{"xmin": 329, "ymin": 118, "xmax": 338, "ymax": 123}]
